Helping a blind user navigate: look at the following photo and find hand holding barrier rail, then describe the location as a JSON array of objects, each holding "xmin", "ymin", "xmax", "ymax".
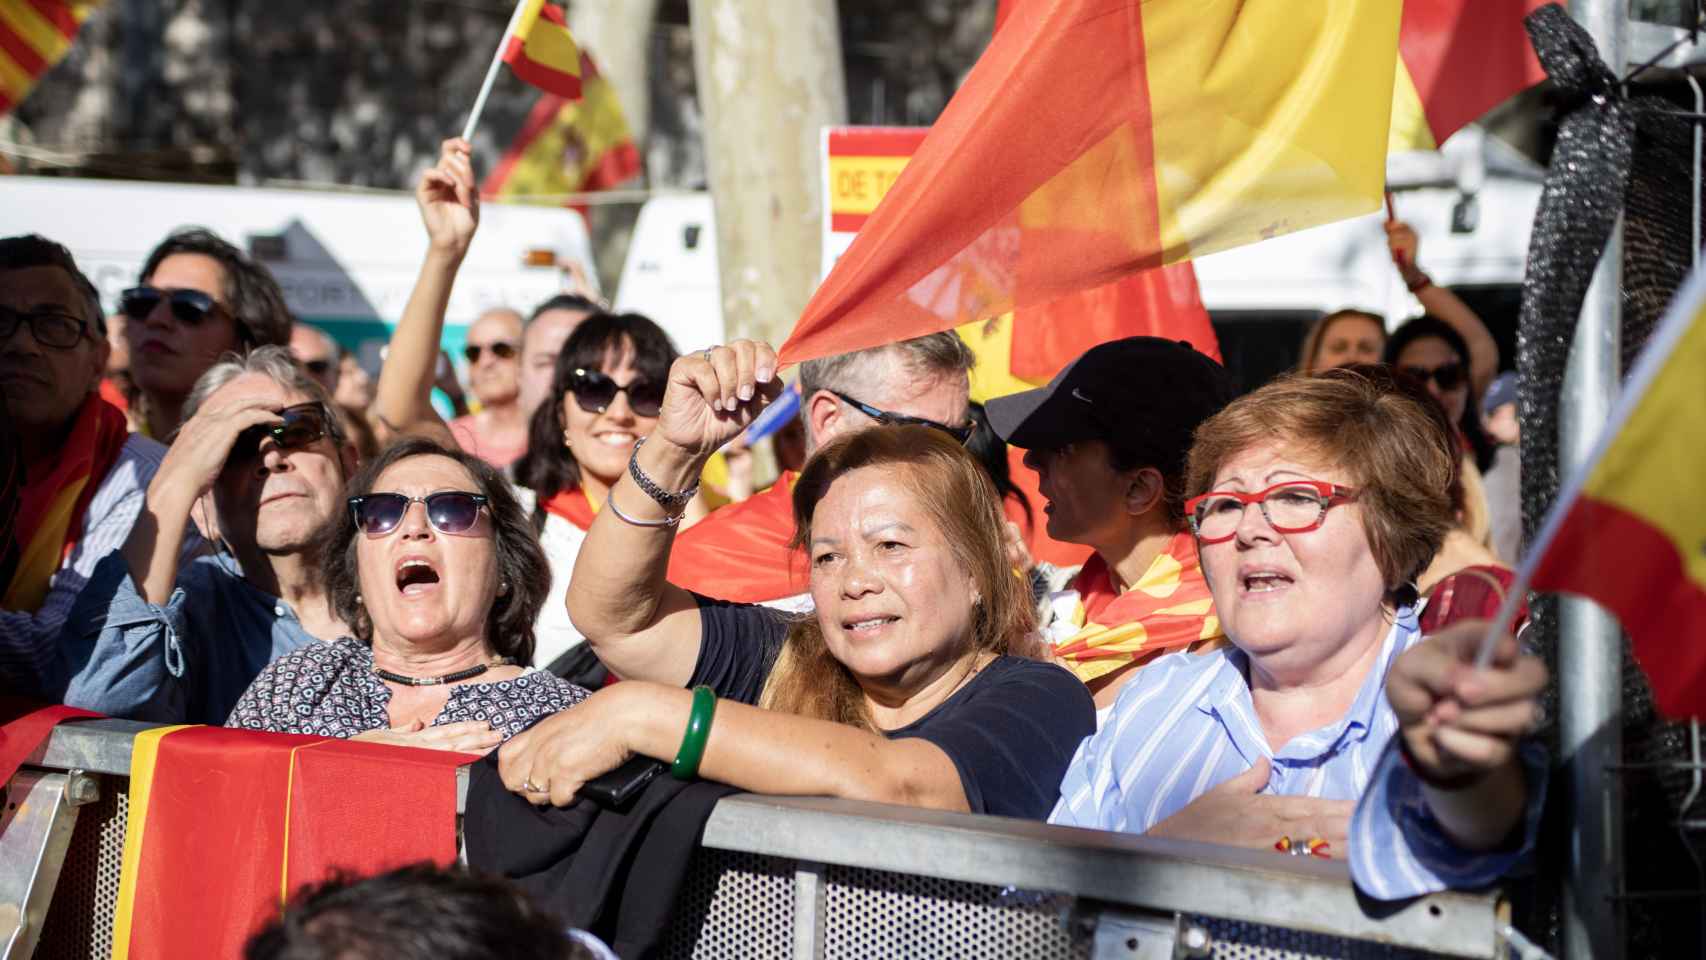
[{"xmin": 4, "ymin": 719, "xmax": 1508, "ymax": 960}]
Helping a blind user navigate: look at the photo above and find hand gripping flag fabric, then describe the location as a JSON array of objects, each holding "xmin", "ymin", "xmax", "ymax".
[
  {"xmin": 778, "ymin": 0, "xmax": 1399, "ymax": 367},
  {"xmin": 1527, "ymin": 266, "xmax": 1706, "ymax": 720},
  {"xmin": 484, "ymin": 49, "xmax": 640, "ymax": 204},
  {"xmin": 1389, "ymin": 0, "xmax": 1548, "ymax": 153},
  {"xmin": 111, "ymin": 726, "xmax": 474, "ymax": 960},
  {"xmin": 501, "ymin": 0, "xmax": 582, "ymax": 101},
  {"xmin": 0, "ymin": 0, "xmax": 96, "ymax": 116}
]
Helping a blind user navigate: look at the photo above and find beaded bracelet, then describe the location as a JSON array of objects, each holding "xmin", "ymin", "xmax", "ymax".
[{"xmin": 671, "ymin": 685, "xmax": 718, "ymax": 781}]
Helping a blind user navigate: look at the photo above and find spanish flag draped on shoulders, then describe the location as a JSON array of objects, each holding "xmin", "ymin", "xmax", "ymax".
[{"xmin": 667, "ymin": 472, "xmax": 809, "ymax": 608}]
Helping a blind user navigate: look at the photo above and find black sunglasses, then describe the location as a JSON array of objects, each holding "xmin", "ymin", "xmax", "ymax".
[
  {"xmin": 1400, "ymin": 361, "xmax": 1467, "ymax": 392},
  {"xmin": 302, "ymin": 359, "xmax": 334, "ymax": 377},
  {"xmin": 569, "ymin": 368, "xmax": 665, "ymax": 418},
  {"xmin": 120, "ymin": 286, "xmax": 228, "ymax": 327},
  {"xmin": 0, "ymin": 305, "xmax": 93, "ymax": 350},
  {"xmin": 230, "ymin": 402, "xmax": 332, "ymax": 464},
  {"xmin": 347, "ymin": 491, "xmax": 490, "ymax": 537},
  {"xmin": 830, "ymin": 389, "xmax": 973, "ymax": 444},
  {"xmin": 464, "ymin": 341, "xmax": 518, "ymax": 363}
]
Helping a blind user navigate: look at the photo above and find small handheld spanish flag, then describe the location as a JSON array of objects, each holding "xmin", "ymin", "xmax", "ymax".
[{"xmin": 501, "ymin": 0, "xmax": 581, "ymax": 100}]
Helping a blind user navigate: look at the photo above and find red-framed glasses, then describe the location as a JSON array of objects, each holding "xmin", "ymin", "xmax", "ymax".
[{"xmin": 1185, "ymin": 481, "xmax": 1358, "ymax": 544}]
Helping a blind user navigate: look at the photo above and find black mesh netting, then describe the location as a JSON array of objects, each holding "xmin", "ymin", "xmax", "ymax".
[{"xmin": 1513, "ymin": 7, "xmax": 1706, "ymax": 957}]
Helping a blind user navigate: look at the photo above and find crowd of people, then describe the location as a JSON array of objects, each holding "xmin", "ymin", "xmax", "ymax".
[{"xmin": 0, "ymin": 136, "xmax": 1550, "ymax": 950}]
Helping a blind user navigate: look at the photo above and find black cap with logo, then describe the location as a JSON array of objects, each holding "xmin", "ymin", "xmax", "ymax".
[{"xmin": 985, "ymin": 337, "xmax": 1233, "ymax": 469}]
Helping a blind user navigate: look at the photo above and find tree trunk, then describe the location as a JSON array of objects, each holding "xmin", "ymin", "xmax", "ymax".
[{"xmin": 689, "ymin": 0, "xmax": 847, "ymax": 345}]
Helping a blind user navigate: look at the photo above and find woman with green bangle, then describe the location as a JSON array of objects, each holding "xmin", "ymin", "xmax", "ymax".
[{"xmin": 498, "ymin": 340, "xmax": 1096, "ymax": 819}]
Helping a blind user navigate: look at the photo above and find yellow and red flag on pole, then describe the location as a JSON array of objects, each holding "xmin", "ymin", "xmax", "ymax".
[
  {"xmin": 501, "ymin": 0, "xmax": 581, "ymax": 101},
  {"xmin": 1523, "ymin": 268, "xmax": 1706, "ymax": 720},
  {"xmin": 0, "ymin": 0, "xmax": 96, "ymax": 116},
  {"xmin": 778, "ymin": 0, "xmax": 1399, "ymax": 367},
  {"xmin": 483, "ymin": 50, "xmax": 640, "ymax": 204},
  {"xmin": 1389, "ymin": 0, "xmax": 1548, "ymax": 153},
  {"xmin": 112, "ymin": 726, "xmax": 474, "ymax": 959}
]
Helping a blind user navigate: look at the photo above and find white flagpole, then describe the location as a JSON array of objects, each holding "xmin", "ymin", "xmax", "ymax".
[{"xmin": 462, "ymin": 0, "xmax": 533, "ymax": 142}]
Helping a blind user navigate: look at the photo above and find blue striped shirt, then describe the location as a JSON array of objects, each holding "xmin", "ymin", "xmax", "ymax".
[{"xmin": 1049, "ymin": 605, "xmax": 1547, "ymax": 900}]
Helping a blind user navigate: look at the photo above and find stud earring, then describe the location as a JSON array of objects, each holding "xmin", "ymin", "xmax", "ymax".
[
  {"xmin": 499, "ymin": 581, "xmax": 510, "ymax": 596},
  {"xmin": 562, "ymin": 428, "xmax": 573, "ymax": 449},
  {"xmin": 354, "ymin": 593, "xmax": 363, "ymax": 606}
]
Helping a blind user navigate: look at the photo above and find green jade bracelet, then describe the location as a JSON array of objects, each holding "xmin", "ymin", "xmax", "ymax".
[{"xmin": 671, "ymin": 685, "xmax": 718, "ymax": 781}]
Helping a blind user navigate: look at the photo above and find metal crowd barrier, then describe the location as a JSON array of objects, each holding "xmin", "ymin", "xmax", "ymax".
[{"xmin": 3, "ymin": 719, "xmax": 1507, "ymax": 959}]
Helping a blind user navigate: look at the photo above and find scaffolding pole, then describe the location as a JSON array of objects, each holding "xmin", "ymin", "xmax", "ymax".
[{"xmin": 1560, "ymin": 4, "xmax": 1627, "ymax": 957}]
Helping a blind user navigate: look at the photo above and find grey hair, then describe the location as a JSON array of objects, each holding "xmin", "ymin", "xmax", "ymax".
[
  {"xmin": 180, "ymin": 344, "xmax": 347, "ymax": 443},
  {"xmin": 797, "ymin": 331, "xmax": 975, "ymax": 402}
]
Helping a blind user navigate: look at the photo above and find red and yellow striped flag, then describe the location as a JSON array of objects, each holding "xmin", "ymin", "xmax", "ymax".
[
  {"xmin": 112, "ymin": 726, "xmax": 474, "ymax": 959},
  {"xmin": 0, "ymin": 0, "xmax": 96, "ymax": 116},
  {"xmin": 779, "ymin": 0, "xmax": 1399, "ymax": 367},
  {"xmin": 483, "ymin": 50, "xmax": 640, "ymax": 204},
  {"xmin": 1389, "ymin": 0, "xmax": 1548, "ymax": 153},
  {"xmin": 501, "ymin": 0, "xmax": 581, "ymax": 100},
  {"xmin": 1528, "ymin": 269, "xmax": 1706, "ymax": 720}
]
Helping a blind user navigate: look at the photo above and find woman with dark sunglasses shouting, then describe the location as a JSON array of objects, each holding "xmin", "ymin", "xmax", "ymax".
[
  {"xmin": 228, "ymin": 437, "xmax": 589, "ymax": 744},
  {"xmin": 373, "ymin": 138, "xmax": 706, "ymax": 679}
]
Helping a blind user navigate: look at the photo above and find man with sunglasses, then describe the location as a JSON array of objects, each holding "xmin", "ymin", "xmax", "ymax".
[
  {"xmin": 986, "ymin": 337, "xmax": 1234, "ymax": 712},
  {"xmin": 289, "ymin": 322, "xmax": 342, "ymax": 395},
  {"xmin": 0, "ymin": 235, "xmax": 192, "ymax": 696},
  {"xmin": 122, "ymin": 228, "xmax": 293, "ymax": 441},
  {"xmin": 57, "ymin": 348, "xmax": 372, "ymax": 726},
  {"xmin": 665, "ymin": 332, "xmax": 975, "ymax": 607},
  {"xmin": 448, "ymin": 307, "xmax": 529, "ymax": 468}
]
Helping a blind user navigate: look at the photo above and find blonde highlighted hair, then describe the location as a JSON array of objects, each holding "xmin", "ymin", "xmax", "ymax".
[{"xmin": 757, "ymin": 425, "xmax": 1039, "ymax": 731}]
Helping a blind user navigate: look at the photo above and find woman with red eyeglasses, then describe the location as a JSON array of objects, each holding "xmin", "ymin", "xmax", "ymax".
[{"xmin": 1050, "ymin": 367, "xmax": 1548, "ymax": 902}]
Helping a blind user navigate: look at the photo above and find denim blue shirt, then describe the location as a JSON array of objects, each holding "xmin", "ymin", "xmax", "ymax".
[
  {"xmin": 1049, "ymin": 605, "xmax": 1548, "ymax": 900},
  {"xmin": 57, "ymin": 551, "xmax": 317, "ymax": 724}
]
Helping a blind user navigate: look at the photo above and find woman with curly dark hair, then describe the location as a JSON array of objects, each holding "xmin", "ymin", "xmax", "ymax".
[{"xmin": 226, "ymin": 437, "xmax": 589, "ymax": 744}]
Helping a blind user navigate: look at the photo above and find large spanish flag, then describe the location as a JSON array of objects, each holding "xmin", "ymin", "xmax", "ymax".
[
  {"xmin": 0, "ymin": 0, "xmax": 97, "ymax": 116},
  {"xmin": 1527, "ymin": 268, "xmax": 1706, "ymax": 720},
  {"xmin": 778, "ymin": 0, "xmax": 1399, "ymax": 366},
  {"xmin": 501, "ymin": 0, "xmax": 581, "ymax": 101},
  {"xmin": 1389, "ymin": 0, "xmax": 1548, "ymax": 154},
  {"xmin": 112, "ymin": 726, "xmax": 474, "ymax": 959},
  {"xmin": 483, "ymin": 50, "xmax": 640, "ymax": 204}
]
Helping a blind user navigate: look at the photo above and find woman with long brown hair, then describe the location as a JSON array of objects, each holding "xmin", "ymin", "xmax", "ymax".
[{"xmin": 498, "ymin": 341, "xmax": 1094, "ymax": 819}]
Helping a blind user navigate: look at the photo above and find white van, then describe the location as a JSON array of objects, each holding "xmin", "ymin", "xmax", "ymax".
[{"xmin": 0, "ymin": 176, "xmax": 598, "ymax": 373}]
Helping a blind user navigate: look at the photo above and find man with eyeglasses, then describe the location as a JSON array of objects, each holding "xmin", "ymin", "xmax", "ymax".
[
  {"xmin": 448, "ymin": 307, "xmax": 529, "ymax": 468},
  {"xmin": 56, "ymin": 347, "xmax": 363, "ymax": 725},
  {"xmin": 0, "ymin": 235, "xmax": 191, "ymax": 695},
  {"xmin": 122, "ymin": 228, "xmax": 293, "ymax": 441},
  {"xmin": 986, "ymin": 337, "xmax": 1234, "ymax": 714},
  {"xmin": 665, "ymin": 332, "xmax": 976, "ymax": 607}
]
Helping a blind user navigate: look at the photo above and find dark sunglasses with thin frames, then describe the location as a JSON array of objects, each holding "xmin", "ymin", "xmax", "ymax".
[
  {"xmin": 568, "ymin": 367, "xmax": 665, "ymax": 418},
  {"xmin": 347, "ymin": 492, "xmax": 489, "ymax": 537},
  {"xmin": 830, "ymin": 389, "xmax": 973, "ymax": 444},
  {"xmin": 464, "ymin": 342, "xmax": 518, "ymax": 363},
  {"xmin": 0, "ymin": 305, "xmax": 95, "ymax": 349},
  {"xmin": 1399, "ymin": 361, "xmax": 1466, "ymax": 392},
  {"xmin": 228, "ymin": 402, "xmax": 333, "ymax": 464},
  {"xmin": 120, "ymin": 286, "xmax": 228, "ymax": 327}
]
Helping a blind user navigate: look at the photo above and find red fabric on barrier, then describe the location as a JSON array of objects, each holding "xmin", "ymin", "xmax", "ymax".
[
  {"xmin": 668, "ymin": 472, "xmax": 805, "ymax": 604},
  {"xmin": 0, "ymin": 700, "xmax": 99, "ymax": 786}
]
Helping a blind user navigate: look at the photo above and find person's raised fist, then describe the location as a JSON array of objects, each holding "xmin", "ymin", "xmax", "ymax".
[{"xmin": 652, "ymin": 340, "xmax": 782, "ymax": 460}]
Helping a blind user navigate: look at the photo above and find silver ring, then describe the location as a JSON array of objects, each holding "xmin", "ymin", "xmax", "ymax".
[
  {"xmin": 701, "ymin": 349, "xmax": 715, "ymax": 364},
  {"xmin": 522, "ymin": 779, "xmax": 546, "ymax": 793}
]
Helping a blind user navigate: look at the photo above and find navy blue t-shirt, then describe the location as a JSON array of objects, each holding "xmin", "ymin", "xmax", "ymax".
[{"xmin": 688, "ymin": 595, "xmax": 1095, "ymax": 821}]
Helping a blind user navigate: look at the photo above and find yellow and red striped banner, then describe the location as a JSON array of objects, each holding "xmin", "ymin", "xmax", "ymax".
[
  {"xmin": 1389, "ymin": 0, "xmax": 1547, "ymax": 153},
  {"xmin": 780, "ymin": 0, "xmax": 1399, "ymax": 367},
  {"xmin": 501, "ymin": 0, "xmax": 581, "ymax": 101},
  {"xmin": 1528, "ymin": 268, "xmax": 1706, "ymax": 720},
  {"xmin": 0, "ymin": 0, "xmax": 96, "ymax": 116},
  {"xmin": 113, "ymin": 726, "xmax": 473, "ymax": 959}
]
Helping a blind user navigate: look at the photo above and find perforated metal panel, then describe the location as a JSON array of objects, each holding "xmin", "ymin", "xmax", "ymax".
[
  {"xmin": 822, "ymin": 865, "xmax": 1084, "ymax": 960},
  {"xmin": 1196, "ymin": 916, "xmax": 1455, "ymax": 960},
  {"xmin": 36, "ymin": 775, "xmax": 128, "ymax": 960},
  {"xmin": 658, "ymin": 847, "xmax": 795, "ymax": 960}
]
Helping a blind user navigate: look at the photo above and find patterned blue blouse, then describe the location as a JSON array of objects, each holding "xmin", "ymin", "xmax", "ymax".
[{"xmin": 226, "ymin": 637, "xmax": 589, "ymax": 740}]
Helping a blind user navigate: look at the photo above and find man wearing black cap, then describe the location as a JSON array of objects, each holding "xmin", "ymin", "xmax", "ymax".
[{"xmin": 986, "ymin": 337, "xmax": 1234, "ymax": 711}]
